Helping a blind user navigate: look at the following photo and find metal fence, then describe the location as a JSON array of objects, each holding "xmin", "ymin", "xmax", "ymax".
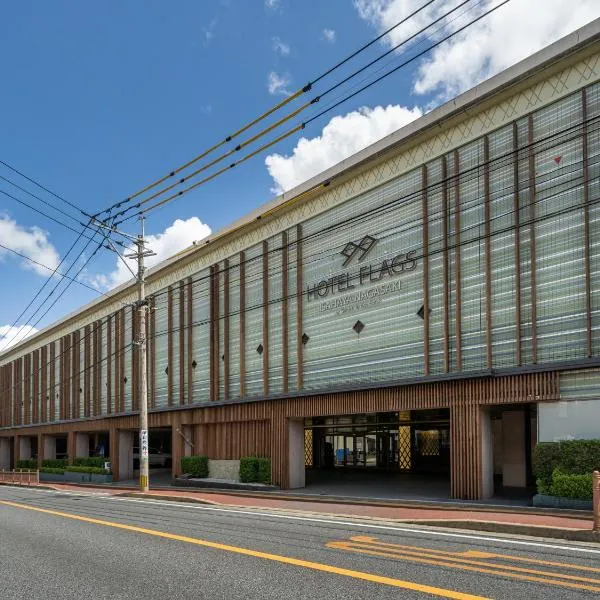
[{"xmin": 0, "ymin": 469, "xmax": 40, "ymax": 486}]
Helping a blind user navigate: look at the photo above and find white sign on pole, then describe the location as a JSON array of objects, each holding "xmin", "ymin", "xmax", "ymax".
[{"xmin": 140, "ymin": 429, "xmax": 149, "ymax": 458}]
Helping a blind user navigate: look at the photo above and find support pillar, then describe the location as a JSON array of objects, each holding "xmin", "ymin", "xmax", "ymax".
[
  {"xmin": 118, "ymin": 430, "xmax": 134, "ymax": 481},
  {"xmin": 288, "ymin": 418, "xmax": 305, "ymax": 489},
  {"xmin": 67, "ymin": 431, "xmax": 76, "ymax": 465},
  {"xmin": 42, "ymin": 435, "xmax": 57, "ymax": 462},
  {"xmin": 451, "ymin": 405, "xmax": 492, "ymax": 500},
  {"xmin": 480, "ymin": 409, "xmax": 494, "ymax": 499},
  {"xmin": 75, "ymin": 433, "xmax": 90, "ymax": 458},
  {"xmin": 502, "ymin": 410, "xmax": 527, "ymax": 488},
  {"xmin": 19, "ymin": 436, "xmax": 32, "ymax": 460},
  {"xmin": 0, "ymin": 438, "xmax": 10, "ymax": 470}
]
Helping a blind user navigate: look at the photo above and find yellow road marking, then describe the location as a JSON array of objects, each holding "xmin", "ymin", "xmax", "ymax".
[
  {"xmin": 345, "ymin": 537, "xmax": 600, "ymax": 583},
  {"xmin": 328, "ymin": 539, "xmax": 600, "ymax": 593},
  {"xmin": 350, "ymin": 536, "xmax": 600, "ymax": 573},
  {"xmin": 0, "ymin": 500, "xmax": 487, "ymax": 600}
]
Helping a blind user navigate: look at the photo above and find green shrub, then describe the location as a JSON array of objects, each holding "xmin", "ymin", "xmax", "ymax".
[
  {"xmin": 555, "ymin": 440, "xmax": 600, "ymax": 474},
  {"xmin": 73, "ymin": 457, "xmax": 106, "ymax": 468},
  {"xmin": 257, "ymin": 458, "xmax": 271, "ymax": 485},
  {"xmin": 39, "ymin": 467, "xmax": 65, "ymax": 474},
  {"xmin": 42, "ymin": 459, "xmax": 68, "ymax": 469},
  {"xmin": 533, "ymin": 443, "xmax": 561, "ymax": 490},
  {"xmin": 181, "ymin": 455, "xmax": 209, "ymax": 478},
  {"xmin": 549, "ymin": 469, "xmax": 593, "ymax": 500},
  {"xmin": 239, "ymin": 457, "xmax": 258, "ymax": 483},
  {"xmin": 16, "ymin": 459, "xmax": 37, "ymax": 469},
  {"xmin": 240, "ymin": 457, "xmax": 271, "ymax": 484},
  {"xmin": 533, "ymin": 439, "xmax": 600, "ymax": 495},
  {"xmin": 65, "ymin": 466, "xmax": 108, "ymax": 475}
]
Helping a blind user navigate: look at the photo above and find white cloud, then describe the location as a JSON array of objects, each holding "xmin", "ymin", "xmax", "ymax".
[
  {"xmin": 265, "ymin": 0, "xmax": 281, "ymax": 9},
  {"xmin": 0, "ymin": 324, "xmax": 38, "ymax": 351},
  {"xmin": 0, "ymin": 216, "xmax": 60, "ymax": 276},
  {"xmin": 90, "ymin": 217, "xmax": 211, "ymax": 291},
  {"xmin": 354, "ymin": 0, "xmax": 600, "ymax": 100},
  {"xmin": 322, "ymin": 28, "xmax": 336, "ymax": 43},
  {"xmin": 267, "ymin": 71, "xmax": 292, "ymax": 96},
  {"xmin": 203, "ymin": 18, "xmax": 218, "ymax": 45},
  {"xmin": 272, "ymin": 36, "xmax": 291, "ymax": 55},
  {"xmin": 265, "ymin": 104, "xmax": 422, "ymax": 193}
]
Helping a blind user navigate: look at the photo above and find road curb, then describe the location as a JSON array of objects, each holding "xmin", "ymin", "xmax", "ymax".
[
  {"xmin": 403, "ymin": 519, "xmax": 600, "ymax": 542},
  {"xmin": 42, "ymin": 481, "xmax": 594, "ymax": 520},
  {"xmin": 119, "ymin": 492, "xmax": 221, "ymax": 505}
]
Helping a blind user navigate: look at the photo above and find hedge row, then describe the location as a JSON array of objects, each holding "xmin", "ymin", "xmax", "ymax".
[
  {"xmin": 549, "ymin": 469, "xmax": 593, "ymax": 500},
  {"xmin": 65, "ymin": 466, "xmax": 108, "ymax": 475},
  {"xmin": 16, "ymin": 459, "xmax": 38, "ymax": 469},
  {"xmin": 73, "ymin": 457, "xmax": 106, "ymax": 468},
  {"xmin": 533, "ymin": 439, "xmax": 600, "ymax": 498},
  {"xmin": 42, "ymin": 459, "xmax": 68, "ymax": 469},
  {"xmin": 181, "ymin": 455, "xmax": 209, "ymax": 478},
  {"xmin": 39, "ymin": 467, "xmax": 65, "ymax": 474},
  {"xmin": 239, "ymin": 457, "xmax": 271, "ymax": 484}
]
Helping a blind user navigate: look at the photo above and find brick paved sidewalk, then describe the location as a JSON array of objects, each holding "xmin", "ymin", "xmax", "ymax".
[{"xmin": 38, "ymin": 483, "xmax": 594, "ymax": 535}]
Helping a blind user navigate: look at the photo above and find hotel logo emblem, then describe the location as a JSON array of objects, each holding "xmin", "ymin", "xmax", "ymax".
[{"xmin": 340, "ymin": 235, "xmax": 377, "ymax": 266}]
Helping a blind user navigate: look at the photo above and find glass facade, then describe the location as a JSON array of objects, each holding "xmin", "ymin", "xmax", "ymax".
[{"xmin": 3, "ymin": 79, "xmax": 600, "ymax": 426}]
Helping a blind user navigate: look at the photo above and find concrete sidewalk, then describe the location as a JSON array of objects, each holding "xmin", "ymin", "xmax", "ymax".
[{"xmin": 27, "ymin": 481, "xmax": 599, "ymax": 543}]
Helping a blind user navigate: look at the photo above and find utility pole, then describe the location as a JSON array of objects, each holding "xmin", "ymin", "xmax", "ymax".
[
  {"xmin": 127, "ymin": 218, "xmax": 155, "ymax": 492},
  {"xmin": 94, "ymin": 216, "xmax": 154, "ymax": 492}
]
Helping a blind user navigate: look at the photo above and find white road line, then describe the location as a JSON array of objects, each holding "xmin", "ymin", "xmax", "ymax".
[{"xmin": 100, "ymin": 496, "xmax": 600, "ymax": 556}]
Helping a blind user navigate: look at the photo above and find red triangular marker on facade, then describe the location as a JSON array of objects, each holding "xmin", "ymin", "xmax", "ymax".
[{"xmin": 553, "ymin": 156, "xmax": 562, "ymax": 164}]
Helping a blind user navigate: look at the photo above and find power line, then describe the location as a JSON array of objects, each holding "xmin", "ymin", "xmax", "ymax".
[
  {"xmin": 0, "ymin": 187, "xmax": 101, "ymax": 242},
  {"xmin": 116, "ymin": 0, "xmax": 512, "ymax": 223},
  {"xmin": 0, "ymin": 241, "xmax": 105, "ymax": 295},
  {"xmin": 0, "ymin": 158, "xmax": 92, "ymax": 219},
  {"xmin": 110, "ymin": 0, "xmax": 478, "ymax": 223},
  {"xmin": 93, "ymin": 0, "xmax": 445, "ymax": 220}
]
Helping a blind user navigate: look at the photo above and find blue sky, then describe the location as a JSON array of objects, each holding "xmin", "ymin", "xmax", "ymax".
[{"xmin": 1, "ymin": 0, "xmax": 599, "ymax": 349}]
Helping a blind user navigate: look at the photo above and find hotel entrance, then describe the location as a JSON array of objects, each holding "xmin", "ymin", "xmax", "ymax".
[{"xmin": 305, "ymin": 410, "xmax": 450, "ymax": 475}]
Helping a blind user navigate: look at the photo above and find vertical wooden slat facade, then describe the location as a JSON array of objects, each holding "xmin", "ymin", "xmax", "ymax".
[
  {"xmin": 281, "ymin": 231, "xmax": 289, "ymax": 393},
  {"xmin": 296, "ymin": 224, "xmax": 304, "ymax": 389},
  {"xmin": 262, "ymin": 241, "xmax": 269, "ymax": 396},
  {"xmin": 179, "ymin": 280, "xmax": 185, "ymax": 406},
  {"xmin": 453, "ymin": 150, "xmax": 463, "ymax": 371},
  {"xmin": 108, "ymin": 314, "xmax": 114, "ymax": 413},
  {"xmin": 223, "ymin": 260, "xmax": 230, "ymax": 401},
  {"xmin": 119, "ymin": 308, "xmax": 125, "ymax": 410},
  {"xmin": 239, "ymin": 252, "xmax": 246, "ymax": 398},
  {"xmin": 32, "ymin": 349, "xmax": 39, "ymax": 424},
  {"xmin": 528, "ymin": 114, "xmax": 538, "ymax": 364},
  {"xmin": 513, "ymin": 123, "xmax": 523, "ymax": 366},
  {"xmin": 442, "ymin": 156, "xmax": 450, "ymax": 373},
  {"xmin": 582, "ymin": 87, "xmax": 593, "ymax": 357},
  {"xmin": 421, "ymin": 165, "xmax": 430, "ymax": 375},
  {"xmin": 187, "ymin": 277, "xmax": 193, "ymax": 405},
  {"xmin": 41, "ymin": 346, "xmax": 47, "ymax": 423},
  {"xmin": 483, "ymin": 136, "xmax": 493, "ymax": 369},
  {"xmin": 167, "ymin": 286, "xmax": 174, "ymax": 406}
]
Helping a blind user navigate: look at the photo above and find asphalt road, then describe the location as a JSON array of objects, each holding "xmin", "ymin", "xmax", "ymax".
[{"xmin": 1, "ymin": 485, "xmax": 599, "ymax": 599}]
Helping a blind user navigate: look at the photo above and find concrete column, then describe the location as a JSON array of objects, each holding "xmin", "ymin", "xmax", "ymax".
[
  {"xmin": 117, "ymin": 430, "xmax": 134, "ymax": 481},
  {"xmin": 75, "ymin": 433, "xmax": 90, "ymax": 458},
  {"xmin": 502, "ymin": 410, "xmax": 527, "ymax": 488},
  {"xmin": 19, "ymin": 436, "xmax": 32, "ymax": 460},
  {"xmin": 288, "ymin": 418, "xmax": 305, "ymax": 489},
  {"xmin": 0, "ymin": 438, "xmax": 10, "ymax": 470},
  {"xmin": 480, "ymin": 408, "xmax": 494, "ymax": 499},
  {"xmin": 43, "ymin": 436, "xmax": 57, "ymax": 461}
]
